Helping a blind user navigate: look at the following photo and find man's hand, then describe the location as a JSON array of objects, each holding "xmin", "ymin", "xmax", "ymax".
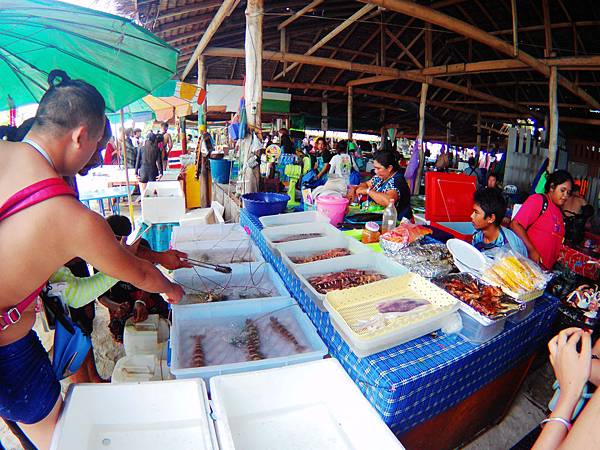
[
  {"xmin": 156, "ymin": 249, "xmax": 192, "ymax": 270},
  {"xmin": 132, "ymin": 301, "xmax": 149, "ymax": 323},
  {"xmin": 529, "ymin": 248, "xmax": 543, "ymax": 266},
  {"xmin": 164, "ymin": 283, "xmax": 185, "ymax": 304}
]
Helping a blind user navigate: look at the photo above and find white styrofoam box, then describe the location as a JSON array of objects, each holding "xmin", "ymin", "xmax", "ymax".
[
  {"xmin": 261, "ymin": 221, "xmax": 341, "ymax": 249},
  {"xmin": 210, "ymin": 359, "xmax": 404, "ymax": 450},
  {"xmin": 259, "ymin": 210, "xmax": 330, "ymax": 228},
  {"xmin": 141, "ymin": 181, "xmax": 186, "ymax": 224},
  {"xmin": 294, "ymin": 253, "xmax": 409, "ymax": 311},
  {"xmin": 176, "ymin": 239, "xmax": 264, "ymax": 265},
  {"xmin": 171, "ymin": 223, "xmax": 249, "ymax": 247},
  {"xmin": 508, "ymin": 298, "xmax": 536, "ymax": 323},
  {"xmin": 172, "ymin": 263, "xmax": 288, "ymax": 305},
  {"xmin": 123, "ymin": 315, "xmax": 169, "ymax": 357},
  {"xmin": 275, "ymin": 235, "xmax": 372, "ymax": 272},
  {"xmin": 50, "ymin": 380, "xmax": 218, "ymax": 450},
  {"xmin": 170, "ymin": 298, "xmax": 328, "ymax": 383},
  {"xmin": 178, "ymin": 207, "xmax": 216, "ymax": 226},
  {"xmin": 111, "ymin": 355, "xmax": 172, "ymax": 383}
]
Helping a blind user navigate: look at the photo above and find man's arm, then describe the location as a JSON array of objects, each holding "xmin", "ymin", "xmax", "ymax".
[{"xmin": 63, "ymin": 204, "xmax": 183, "ymax": 303}]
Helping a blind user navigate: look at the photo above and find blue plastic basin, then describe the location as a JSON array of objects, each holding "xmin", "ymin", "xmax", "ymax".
[{"xmin": 241, "ymin": 192, "xmax": 290, "ymax": 217}]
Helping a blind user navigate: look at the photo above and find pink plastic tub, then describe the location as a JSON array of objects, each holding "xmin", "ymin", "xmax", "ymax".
[{"xmin": 316, "ymin": 195, "xmax": 349, "ymax": 226}]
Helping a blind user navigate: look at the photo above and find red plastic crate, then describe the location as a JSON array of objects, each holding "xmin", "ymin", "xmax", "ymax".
[{"xmin": 425, "ymin": 172, "xmax": 477, "ymax": 222}]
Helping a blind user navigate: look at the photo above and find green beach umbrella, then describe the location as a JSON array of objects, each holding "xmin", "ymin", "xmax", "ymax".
[{"xmin": 0, "ymin": 0, "xmax": 179, "ymax": 112}]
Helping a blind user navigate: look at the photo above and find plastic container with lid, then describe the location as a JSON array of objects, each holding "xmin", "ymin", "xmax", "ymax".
[{"xmin": 361, "ymin": 221, "xmax": 380, "ymax": 244}]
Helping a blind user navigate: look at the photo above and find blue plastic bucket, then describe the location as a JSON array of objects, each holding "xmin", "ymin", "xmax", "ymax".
[
  {"xmin": 209, "ymin": 158, "xmax": 232, "ymax": 184},
  {"xmin": 241, "ymin": 192, "xmax": 290, "ymax": 217}
]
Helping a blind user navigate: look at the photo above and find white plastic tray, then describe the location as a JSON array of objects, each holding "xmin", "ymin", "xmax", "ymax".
[
  {"xmin": 172, "ymin": 263, "xmax": 288, "ymax": 305},
  {"xmin": 261, "ymin": 222, "xmax": 341, "ymax": 248},
  {"xmin": 51, "ymin": 380, "xmax": 218, "ymax": 450},
  {"xmin": 275, "ymin": 235, "xmax": 372, "ymax": 271},
  {"xmin": 259, "ymin": 211, "xmax": 330, "ymax": 228},
  {"xmin": 294, "ymin": 253, "xmax": 409, "ymax": 311},
  {"xmin": 170, "ymin": 298, "xmax": 328, "ymax": 383},
  {"xmin": 176, "ymin": 239, "xmax": 264, "ymax": 265},
  {"xmin": 210, "ymin": 359, "xmax": 404, "ymax": 450},
  {"xmin": 324, "ymin": 274, "xmax": 462, "ymax": 357},
  {"xmin": 171, "ymin": 223, "xmax": 249, "ymax": 247}
]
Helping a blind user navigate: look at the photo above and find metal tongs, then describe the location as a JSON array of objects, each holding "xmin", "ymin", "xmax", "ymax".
[{"xmin": 184, "ymin": 257, "xmax": 232, "ymax": 274}]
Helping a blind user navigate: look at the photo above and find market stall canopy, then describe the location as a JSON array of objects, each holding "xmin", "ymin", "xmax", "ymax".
[
  {"xmin": 107, "ymin": 80, "xmax": 205, "ymax": 122},
  {"xmin": 0, "ymin": 0, "xmax": 178, "ymax": 112}
]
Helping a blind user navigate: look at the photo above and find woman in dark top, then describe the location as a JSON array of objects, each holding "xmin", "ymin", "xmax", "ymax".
[{"xmin": 135, "ymin": 131, "xmax": 163, "ymax": 195}]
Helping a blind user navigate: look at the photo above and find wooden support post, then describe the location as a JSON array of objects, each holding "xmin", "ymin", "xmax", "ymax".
[
  {"xmin": 321, "ymin": 92, "xmax": 328, "ymax": 138},
  {"xmin": 413, "ymin": 82, "xmax": 428, "ymax": 194},
  {"xmin": 511, "ymin": 0, "xmax": 518, "ymax": 56},
  {"xmin": 476, "ymin": 112, "xmax": 482, "ymax": 160},
  {"xmin": 241, "ymin": 0, "xmax": 263, "ymax": 194},
  {"xmin": 447, "ymin": 121, "xmax": 452, "ymax": 147},
  {"xmin": 119, "ymin": 109, "xmax": 135, "ymax": 227},
  {"xmin": 198, "ymin": 56, "xmax": 209, "ymax": 207},
  {"xmin": 347, "ymin": 86, "xmax": 353, "ymax": 141},
  {"xmin": 548, "ymin": 65, "xmax": 559, "ymax": 171},
  {"xmin": 542, "ymin": 0, "xmax": 552, "ymax": 58},
  {"xmin": 280, "ymin": 28, "xmax": 287, "ymax": 72}
]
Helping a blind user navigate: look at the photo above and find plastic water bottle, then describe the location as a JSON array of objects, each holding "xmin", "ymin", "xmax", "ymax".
[{"xmin": 381, "ymin": 203, "xmax": 398, "ymax": 233}]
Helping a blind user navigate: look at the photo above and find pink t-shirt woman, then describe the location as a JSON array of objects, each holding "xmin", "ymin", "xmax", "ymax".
[{"xmin": 510, "ymin": 171, "xmax": 573, "ymax": 270}]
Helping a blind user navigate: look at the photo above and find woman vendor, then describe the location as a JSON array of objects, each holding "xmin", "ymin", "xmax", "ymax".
[
  {"xmin": 348, "ymin": 151, "xmax": 412, "ymax": 219},
  {"xmin": 301, "ymin": 137, "xmax": 332, "ymax": 188},
  {"xmin": 510, "ymin": 170, "xmax": 573, "ymax": 270}
]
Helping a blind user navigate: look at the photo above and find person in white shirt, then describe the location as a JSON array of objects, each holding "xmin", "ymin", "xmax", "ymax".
[{"xmin": 328, "ymin": 140, "xmax": 358, "ymax": 187}]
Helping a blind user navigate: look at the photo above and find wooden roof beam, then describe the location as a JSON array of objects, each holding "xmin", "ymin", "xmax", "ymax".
[
  {"xmin": 273, "ymin": 4, "xmax": 378, "ymax": 80},
  {"xmin": 384, "ymin": 27, "xmax": 423, "ymax": 68},
  {"xmin": 357, "ymin": 0, "xmax": 600, "ymax": 109},
  {"xmin": 277, "ymin": 0, "xmax": 324, "ymax": 30},
  {"xmin": 155, "ymin": 2, "xmax": 223, "ymax": 22},
  {"xmin": 204, "ymin": 47, "xmax": 530, "ymax": 114},
  {"xmin": 180, "ymin": 0, "xmax": 240, "ymax": 80}
]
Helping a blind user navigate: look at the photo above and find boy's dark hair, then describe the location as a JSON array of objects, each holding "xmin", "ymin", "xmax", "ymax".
[
  {"xmin": 336, "ymin": 139, "xmax": 348, "ymax": 154},
  {"xmin": 33, "ymin": 70, "xmax": 105, "ymax": 137},
  {"xmin": 106, "ymin": 215, "xmax": 133, "ymax": 238},
  {"xmin": 474, "ymin": 187, "xmax": 506, "ymax": 227}
]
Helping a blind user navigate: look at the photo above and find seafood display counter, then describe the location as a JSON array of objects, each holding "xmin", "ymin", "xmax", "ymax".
[{"xmin": 240, "ymin": 208, "xmax": 558, "ymax": 443}]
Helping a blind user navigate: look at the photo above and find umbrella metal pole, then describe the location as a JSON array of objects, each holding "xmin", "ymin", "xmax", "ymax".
[{"xmin": 120, "ymin": 109, "xmax": 135, "ymax": 229}]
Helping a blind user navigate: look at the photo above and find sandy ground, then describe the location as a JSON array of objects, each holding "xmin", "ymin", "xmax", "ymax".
[{"xmin": 0, "ymin": 303, "xmax": 124, "ymax": 449}]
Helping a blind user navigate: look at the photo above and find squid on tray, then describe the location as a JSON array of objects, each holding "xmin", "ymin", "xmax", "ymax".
[{"xmin": 308, "ymin": 269, "xmax": 386, "ymax": 294}]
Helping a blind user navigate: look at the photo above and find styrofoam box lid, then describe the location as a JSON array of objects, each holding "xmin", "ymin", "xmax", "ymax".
[
  {"xmin": 50, "ymin": 379, "xmax": 218, "ymax": 450},
  {"xmin": 171, "ymin": 223, "xmax": 249, "ymax": 246},
  {"xmin": 259, "ymin": 211, "xmax": 330, "ymax": 228},
  {"xmin": 144, "ymin": 180, "xmax": 184, "ymax": 196},
  {"xmin": 210, "ymin": 359, "xmax": 405, "ymax": 450}
]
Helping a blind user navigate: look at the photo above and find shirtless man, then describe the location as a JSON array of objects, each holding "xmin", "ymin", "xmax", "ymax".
[
  {"xmin": 0, "ymin": 71, "xmax": 183, "ymax": 449},
  {"xmin": 160, "ymin": 121, "xmax": 173, "ymax": 161},
  {"xmin": 562, "ymin": 184, "xmax": 587, "ymax": 217}
]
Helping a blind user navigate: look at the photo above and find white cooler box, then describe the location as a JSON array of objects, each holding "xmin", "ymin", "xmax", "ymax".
[
  {"xmin": 51, "ymin": 360, "xmax": 404, "ymax": 450},
  {"xmin": 141, "ymin": 181, "xmax": 186, "ymax": 224}
]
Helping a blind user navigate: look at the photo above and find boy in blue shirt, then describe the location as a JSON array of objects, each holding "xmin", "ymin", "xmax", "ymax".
[{"xmin": 471, "ymin": 188, "xmax": 527, "ymax": 257}]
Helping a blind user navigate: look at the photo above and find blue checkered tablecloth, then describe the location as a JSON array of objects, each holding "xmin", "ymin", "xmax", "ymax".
[{"xmin": 240, "ymin": 209, "xmax": 559, "ymax": 435}]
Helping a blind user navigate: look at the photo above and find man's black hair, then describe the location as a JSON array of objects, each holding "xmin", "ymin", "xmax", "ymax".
[
  {"xmin": 33, "ymin": 69, "xmax": 105, "ymax": 136},
  {"xmin": 474, "ymin": 187, "xmax": 506, "ymax": 227},
  {"xmin": 106, "ymin": 215, "xmax": 133, "ymax": 238}
]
